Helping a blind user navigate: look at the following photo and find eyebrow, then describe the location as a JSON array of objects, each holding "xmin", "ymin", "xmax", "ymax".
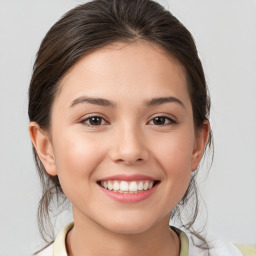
[
  {"xmin": 70, "ymin": 96, "xmax": 184, "ymax": 108},
  {"xmin": 70, "ymin": 96, "xmax": 116, "ymax": 108},
  {"xmin": 145, "ymin": 97, "xmax": 185, "ymax": 108}
]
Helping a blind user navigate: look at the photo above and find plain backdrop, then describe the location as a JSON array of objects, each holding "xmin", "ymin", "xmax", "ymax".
[{"xmin": 0, "ymin": 0, "xmax": 255, "ymax": 255}]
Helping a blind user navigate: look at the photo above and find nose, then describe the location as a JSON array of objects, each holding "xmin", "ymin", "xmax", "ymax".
[{"xmin": 109, "ymin": 125, "xmax": 149, "ymax": 165}]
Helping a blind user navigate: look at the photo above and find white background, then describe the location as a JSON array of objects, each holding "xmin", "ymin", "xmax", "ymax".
[{"xmin": 0, "ymin": 0, "xmax": 255, "ymax": 255}]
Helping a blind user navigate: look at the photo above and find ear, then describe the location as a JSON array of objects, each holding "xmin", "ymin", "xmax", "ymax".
[
  {"xmin": 191, "ymin": 120, "xmax": 210, "ymax": 172},
  {"xmin": 29, "ymin": 122, "xmax": 57, "ymax": 176}
]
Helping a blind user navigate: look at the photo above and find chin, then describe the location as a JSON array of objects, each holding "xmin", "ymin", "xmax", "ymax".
[{"xmin": 99, "ymin": 212, "xmax": 162, "ymax": 235}]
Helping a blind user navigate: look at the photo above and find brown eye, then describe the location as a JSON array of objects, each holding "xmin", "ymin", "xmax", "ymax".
[
  {"xmin": 82, "ymin": 116, "xmax": 107, "ymax": 126},
  {"xmin": 149, "ymin": 116, "xmax": 175, "ymax": 126}
]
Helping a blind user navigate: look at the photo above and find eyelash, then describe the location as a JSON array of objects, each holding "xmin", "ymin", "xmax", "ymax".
[{"xmin": 80, "ymin": 115, "xmax": 176, "ymax": 127}]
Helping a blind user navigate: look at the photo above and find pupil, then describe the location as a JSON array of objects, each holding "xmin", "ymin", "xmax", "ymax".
[
  {"xmin": 90, "ymin": 117, "xmax": 101, "ymax": 125},
  {"xmin": 154, "ymin": 117, "xmax": 165, "ymax": 125}
]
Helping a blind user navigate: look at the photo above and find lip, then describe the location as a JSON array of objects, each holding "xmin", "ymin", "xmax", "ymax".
[{"xmin": 97, "ymin": 174, "xmax": 160, "ymax": 203}]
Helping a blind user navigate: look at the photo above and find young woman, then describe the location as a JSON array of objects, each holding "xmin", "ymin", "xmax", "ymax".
[{"xmin": 28, "ymin": 0, "xmax": 255, "ymax": 255}]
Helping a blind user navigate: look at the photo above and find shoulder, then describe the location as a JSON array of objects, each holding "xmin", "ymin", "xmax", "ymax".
[
  {"xmin": 34, "ymin": 222, "xmax": 73, "ymax": 256},
  {"xmin": 235, "ymin": 244, "xmax": 256, "ymax": 256},
  {"xmin": 181, "ymin": 229, "xmax": 253, "ymax": 256},
  {"xmin": 189, "ymin": 234, "xmax": 256, "ymax": 256}
]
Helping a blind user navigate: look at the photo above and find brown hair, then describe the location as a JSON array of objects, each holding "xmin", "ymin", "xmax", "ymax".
[{"xmin": 29, "ymin": 0, "xmax": 212, "ymax": 249}]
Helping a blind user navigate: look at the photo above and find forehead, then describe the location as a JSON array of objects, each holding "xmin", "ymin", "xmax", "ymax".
[{"xmin": 55, "ymin": 41, "xmax": 190, "ymax": 107}]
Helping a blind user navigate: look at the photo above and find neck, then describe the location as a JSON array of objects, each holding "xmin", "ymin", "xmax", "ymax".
[{"xmin": 66, "ymin": 210, "xmax": 180, "ymax": 256}]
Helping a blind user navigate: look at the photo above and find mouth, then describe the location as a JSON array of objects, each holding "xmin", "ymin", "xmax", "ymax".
[{"xmin": 97, "ymin": 180, "xmax": 160, "ymax": 193}]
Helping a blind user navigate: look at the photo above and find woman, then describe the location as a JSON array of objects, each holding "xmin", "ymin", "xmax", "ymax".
[{"xmin": 28, "ymin": 0, "xmax": 255, "ymax": 255}]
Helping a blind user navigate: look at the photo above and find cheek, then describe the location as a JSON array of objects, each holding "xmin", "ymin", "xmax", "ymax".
[
  {"xmin": 52, "ymin": 132, "xmax": 106, "ymax": 193},
  {"xmin": 150, "ymin": 129, "xmax": 194, "ymax": 200},
  {"xmin": 160, "ymin": 143, "xmax": 192, "ymax": 187},
  {"xmin": 152, "ymin": 128, "xmax": 194, "ymax": 171}
]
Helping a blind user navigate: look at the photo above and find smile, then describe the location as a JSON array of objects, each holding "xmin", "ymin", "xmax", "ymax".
[
  {"xmin": 97, "ymin": 174, "xmax": 160, "ymax": 203},
  {"xmin": 99, "ymin": 180, "xmax": 158, "ymax": 193}
]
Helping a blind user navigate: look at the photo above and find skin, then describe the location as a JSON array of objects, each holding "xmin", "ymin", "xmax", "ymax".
[{"xmin": 29, "ymin": 41, "xmax": 209, "ymax": 256}]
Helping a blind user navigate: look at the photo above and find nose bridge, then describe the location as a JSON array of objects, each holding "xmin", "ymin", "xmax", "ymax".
[{"xmin": 110, "ymin": 119, "xmax": 148, "ymax": 164}]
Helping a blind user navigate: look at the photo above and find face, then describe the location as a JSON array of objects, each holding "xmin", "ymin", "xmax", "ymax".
[{"xmin": 30, "ymin": 41, "xmax": 208, "ymax": 235}]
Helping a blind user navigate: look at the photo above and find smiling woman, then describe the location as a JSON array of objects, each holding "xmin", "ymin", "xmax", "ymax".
[
  {"xmin": 27, "ymin": 0, "xmax": 255, "ymax": 256},
  {"xmin": 34, "ymin": 41, "xmax": 203, "ymax": 239}
]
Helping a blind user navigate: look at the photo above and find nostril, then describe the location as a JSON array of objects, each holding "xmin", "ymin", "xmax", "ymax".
[{"xmin": 116, "ymin": 157, "xmax": 144, "ymax": 165}]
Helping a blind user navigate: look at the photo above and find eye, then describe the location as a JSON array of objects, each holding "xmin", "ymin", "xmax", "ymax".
[
  {"xmin": 148, "ymin": 116, "xmax": 176, "ymax": 126},
  {"xmin": 81, "ymin": 116, "xmax": 107, "ymax": 126}
]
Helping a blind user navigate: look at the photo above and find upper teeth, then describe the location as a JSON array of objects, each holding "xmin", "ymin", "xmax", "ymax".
[{"xmin": 100, "ymin": 180, "xmax": 154, "ymax": 193}]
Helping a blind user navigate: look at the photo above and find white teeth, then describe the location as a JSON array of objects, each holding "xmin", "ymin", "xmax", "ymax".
[
  {"xmin": 120, "ymin": 181, "xmax": 129, "ymax": 192},
  {"xmin": 100, "ymin": 180, "xmax": 156, "ymax": 193},
  {"xmin": 129, "ymin": 181, "xmax": 137, "ymax": 192},
  {"xmin": 138, "ymin": 181, "xmax": 144, "ymax": 191},
  {"xmin": 107, "ymin": 181, "xmax": 113, "ymax": 191},
  {"xmin": 143, "ymin": 181, "xmax": 149, "ymax": 190},
  {"xmin": 113, "ymin": 181, "xmax": 120, "ymax": 191}
]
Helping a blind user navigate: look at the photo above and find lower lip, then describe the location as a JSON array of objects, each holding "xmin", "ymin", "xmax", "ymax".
[{"xmin": 98, "ymin": 183, "xmax": 159, "ymax": 203}]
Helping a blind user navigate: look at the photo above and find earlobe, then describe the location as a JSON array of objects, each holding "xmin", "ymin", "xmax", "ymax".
[
  {"xmin": 191, "ymin": 120, "xmax": 210, "ymax": 172},
  {"xmin": 29, "ymin": 122, "xmax": 58, "ymax": 176}
]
